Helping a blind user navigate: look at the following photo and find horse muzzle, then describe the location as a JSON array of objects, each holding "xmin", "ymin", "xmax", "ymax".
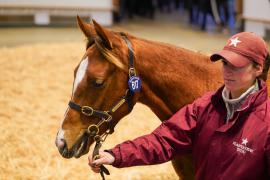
[{"xmin": 55, "ymin": 130, "xmax": 93, "ymax": 158}]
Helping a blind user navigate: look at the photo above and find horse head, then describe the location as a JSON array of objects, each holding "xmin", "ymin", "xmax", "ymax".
[{"xmin": 55, "ymin": 16, "xmax": 139, "ymax": 158}]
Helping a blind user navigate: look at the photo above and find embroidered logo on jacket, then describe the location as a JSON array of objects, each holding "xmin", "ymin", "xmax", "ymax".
[{"xmin": 232, "ymin": 138, "xmax": 254, "ymax": 154}]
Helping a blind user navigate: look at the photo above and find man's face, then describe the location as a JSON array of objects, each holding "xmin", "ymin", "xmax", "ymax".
[{"xmin": 221, "ymin": 59, "xmax": 261, "ymax": 94}]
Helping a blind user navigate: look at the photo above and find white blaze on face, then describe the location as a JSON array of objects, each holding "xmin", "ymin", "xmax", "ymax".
[
  {"xmin": 72, "ymin": 57, "xmax": 89, "ymax": 97},
  {"xmin": 56, "ymin": 57, "xmax": 89, "ymax": 149}
]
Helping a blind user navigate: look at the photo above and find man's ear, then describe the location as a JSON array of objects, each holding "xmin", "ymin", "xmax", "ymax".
[
  {"xmin": 258, "ymin": 66, "xmax": 263, "ymax": 76},
  {"xmin": 255, "ymin": 63, "xmax": 263, "ymax": 77},
  {"xmin": 92, "ymin": 19, "xmax": 113, "ymax": 50},
  {"xmin": 258, "ymin": 54, "xmax": 270, "ymax": 81}
]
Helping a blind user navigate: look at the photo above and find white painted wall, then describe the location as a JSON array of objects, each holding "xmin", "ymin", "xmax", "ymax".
[
  {"xmin": 0, "ymin": 0, "xmax": 113, "ymax": 26},
  {"xmin": 243, "ymin": 0, "xmax": 270, "ymax": 37},
  {"xmin": 0, "ymin": 0, "xmax": 112, "ymax": 9}
]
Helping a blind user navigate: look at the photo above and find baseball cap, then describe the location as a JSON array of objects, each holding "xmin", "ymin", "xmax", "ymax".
[{"xmin": 210, "ymin": 32, "xmax": 269, "ymax": 67}]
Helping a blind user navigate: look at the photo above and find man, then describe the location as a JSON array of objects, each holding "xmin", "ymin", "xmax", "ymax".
[{"xmin": 89, "ymin": 32, "xmax": 270, "ymax": 180}]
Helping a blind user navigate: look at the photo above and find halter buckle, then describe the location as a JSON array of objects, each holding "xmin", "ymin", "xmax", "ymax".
[
  {"xmin": 94, "ymin": 135, "xmax": 102, "ymax": 142},
  {"xmin": 129, "ymin": 67, "xmax": 136, "ymax": 77},
  {"xmin": 87, "ymin": 124, "xmax": 99, "ymax": 136},
  {"xmin": 82, "ymin": 106, "xmax": 94, "ymax": 116},
  {"xmin": 103, "ymin": 112, "xmax": 112, "ymax": 122}
]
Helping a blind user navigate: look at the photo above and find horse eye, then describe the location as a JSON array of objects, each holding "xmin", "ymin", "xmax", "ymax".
[{"xmin": 92, "ymin": 79, "xmax": 104, "ymax": 87}]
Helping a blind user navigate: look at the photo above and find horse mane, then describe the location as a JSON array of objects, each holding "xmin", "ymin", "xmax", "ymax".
[
  {"xmin": 136, "ymin": 35, "xmax": 211, "ymax": 63},
  {"xmin": 86, "ymin": 32, "xmax": 213, "ymax": 74}
]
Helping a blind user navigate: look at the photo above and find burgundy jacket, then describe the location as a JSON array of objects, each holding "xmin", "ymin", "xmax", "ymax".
[{"xmin": 110, "ymin": 80, "xmax": 270, "ymax": 180}]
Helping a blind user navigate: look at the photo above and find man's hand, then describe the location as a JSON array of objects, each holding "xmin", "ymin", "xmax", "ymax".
[{"xmin": 88, "ymin": 150, "xmax": 115, "ymax": 173}]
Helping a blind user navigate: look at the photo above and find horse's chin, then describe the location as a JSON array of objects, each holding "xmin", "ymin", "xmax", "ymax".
[{"xmin": 60, "ymin": 133, "xmax": 94, "ymax": 159}]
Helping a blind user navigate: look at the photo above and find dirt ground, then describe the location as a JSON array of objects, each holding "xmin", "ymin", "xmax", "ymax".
[{"xmin": 1, "ymin": 12, "xmax": 269, "ymax": 180}]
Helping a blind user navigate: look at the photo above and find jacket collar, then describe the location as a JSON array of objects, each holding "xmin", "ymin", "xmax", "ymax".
[
  {"xmin": 212, "ymin": 79, "xmax": 268, "ymax": 112},
  {"xmin": 211, "ymin": 79, "xmax": 268, "ymax": 132}
]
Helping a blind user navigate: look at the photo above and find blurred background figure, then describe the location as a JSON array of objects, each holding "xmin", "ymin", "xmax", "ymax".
[
  {"xmin": 1, "ymin": 0, "xmax": 269, "ymax": 38},
  {"xmin": 113, "ymin": 0, "xmax": 183, "ymax": 22},
  {"xmin": 226, "ymin": 0, "xmax": 236, "ymax": 34},
  {"xmin": 114, "ymin": 0, "xmax": 155, "ymax": 21},
  {"xmin": 2, "ymin": 0, "xmax": 266, "ymax": 37},
  {"xmin": 186, "ymin": 0, "xmax": 236, "ymax": 34}
]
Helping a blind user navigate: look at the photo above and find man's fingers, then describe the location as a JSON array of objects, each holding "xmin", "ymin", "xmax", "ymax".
[
  {"xmin": 89, "ymin": 161, "xmax": 101, "ymax": 173},
  {"xmin": 92, "ymin": 158, "xmax": 106, "ymax": 166},
  {"xmin": 89, "ymin": 157, "xmax": 105, "ymax": 168},
  {"xmin": 88, "ymin": 155, "xmax": 94, "ymax": 164},
  {"xmin": 91, "ymin": 166, "xmax": 100, "ymax": 173},
  {"xmin": 89, "ymin": 150, "xmax": 115, "ymax": 173}
]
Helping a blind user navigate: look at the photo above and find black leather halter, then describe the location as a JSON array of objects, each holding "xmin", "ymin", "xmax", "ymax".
[{"xmin": 68, "ymin": 33, "xmax": 138, "ymax": 179}]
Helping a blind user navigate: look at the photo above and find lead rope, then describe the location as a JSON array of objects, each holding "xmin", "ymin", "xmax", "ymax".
[
  {"xmin": 88, "ymin": 123, "xmax": 111, "ymax": 180},
  {"xmin": 92, "ymin": 136, "xmax": 110, "ymax": 180},
  {"xmin": 88, "ymin": 123, "xmax": 111, "ymax": 179},
  {"xmin": 87, "ymin": 90, "xmax": 134, "ymax": 179}
]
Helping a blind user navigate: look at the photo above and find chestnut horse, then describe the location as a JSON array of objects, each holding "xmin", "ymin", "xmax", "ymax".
[{"xmin": 55, "ymin": 17, "xmax": 269, "ymax": 179}]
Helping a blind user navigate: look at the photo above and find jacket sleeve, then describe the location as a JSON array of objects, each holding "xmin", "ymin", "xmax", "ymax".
[{"xmin": 109, "ymin": 98, "xmax": 202, "ymax": 168}]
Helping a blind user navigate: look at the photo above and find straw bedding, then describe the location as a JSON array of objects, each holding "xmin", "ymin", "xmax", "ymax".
[{"xmin": 0, "ymin": 43, "xmax": 177, "ymax": 180}]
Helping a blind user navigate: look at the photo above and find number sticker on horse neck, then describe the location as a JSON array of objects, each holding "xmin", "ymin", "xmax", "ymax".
[{"xmin": 72, "ymin": 57, "xmax": 89, "ymax": 97}]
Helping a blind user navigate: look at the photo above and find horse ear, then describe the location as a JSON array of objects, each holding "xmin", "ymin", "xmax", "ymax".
[
  {"xmin": 76, "ymin": 15, "xmax": 95, "ymax": 43},
  {"xmin": 92, "ymin": 19, "xmax": 113, "ymax": 50}
]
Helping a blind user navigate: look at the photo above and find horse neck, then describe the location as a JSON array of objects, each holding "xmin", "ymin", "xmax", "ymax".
[{"xmin": 131, "ymin": 37, "xmax": 222, "ymax": 121}]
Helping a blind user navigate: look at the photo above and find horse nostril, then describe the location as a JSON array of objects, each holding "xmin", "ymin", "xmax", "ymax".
[
  {"xmin": 60, "ymin": 138, "xmax": 66, "ymax": 149},
  {"xmin": 56, "ymin": 137, "xmax": 67, "ymax": 151}
]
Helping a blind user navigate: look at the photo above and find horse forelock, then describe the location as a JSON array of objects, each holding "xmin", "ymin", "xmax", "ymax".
[
  {"xmin": 85, "ymin": 37, "xmax": 95, "ymax": 49},
  {"xmin": 85, "ymin": 35, "xmax": 125, "ymax": 71}
]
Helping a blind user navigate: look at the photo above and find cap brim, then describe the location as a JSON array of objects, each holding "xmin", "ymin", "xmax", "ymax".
[{"xmin": 210, "ymin": 50, "xmax": 251, "ymax": 67}]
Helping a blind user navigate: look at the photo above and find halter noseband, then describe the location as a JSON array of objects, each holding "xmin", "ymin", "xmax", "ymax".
[{"xmin": 68, "ymin": 33, "xmax": 139, "ymax": 180}]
